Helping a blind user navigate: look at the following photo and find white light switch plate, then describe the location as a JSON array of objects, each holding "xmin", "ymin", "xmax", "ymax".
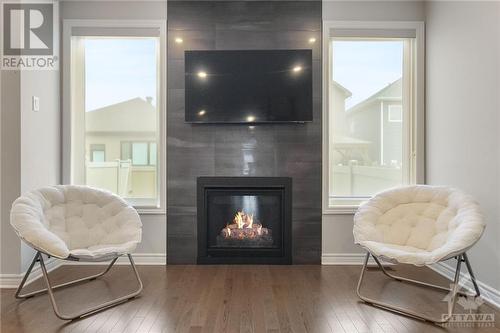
[{"xmin": 32, "ymin": 96, "xmax": 40, "ymax": 112}]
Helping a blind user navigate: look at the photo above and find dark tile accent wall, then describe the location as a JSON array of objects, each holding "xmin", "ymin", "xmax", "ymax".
[{"xmin": 167, "ymin": 0, "xmax": 322, "ymax": 264}]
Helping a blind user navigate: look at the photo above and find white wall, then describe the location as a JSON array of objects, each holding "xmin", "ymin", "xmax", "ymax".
[
  {"xmin": 425, "ymin": 1, "xmax": 500, "ymax": 290},
  {"xmin": 19, "ymin": 70, "xmax": 61, "ymax": 271},
  {"xmin": 0, "ymin": 70, "xmax": 60, "ymax": 274},
  {"xmin": 323, "ymin": 0, "xmax": 425, "ymax": 21},
  {"xmin": 1, "ymin": 71, "xmax": 22, "ymax": 275},
  {"xmin": 60, "ymin": 1, "xmax": 167, "ymax": 257},
  {"xmin": 321, "ymin": 1, "xmax": 426, "ymax": 260}
]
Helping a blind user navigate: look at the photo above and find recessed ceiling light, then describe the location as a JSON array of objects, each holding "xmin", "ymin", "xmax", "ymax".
[
  {"xmin": 308, "ymin": 37, "xmax": 316, "ymax": 43},
  {"xmin": 175, "ymin": 37, "xmax": 183, "ymax": 44},
  {"xmin": 197, "ymin": 71, "xmax": 207, "ymax": 78},
  {"xmin": 292, "ymin": 66, "xmax": 302, "ymax": 72},
  {"xmin": 246, "ymin": 115, "xmax": 256, "ymax": 122},
  {"xmin": 198, "ymin": 110, "xmax": 206, "ymax": 116}
]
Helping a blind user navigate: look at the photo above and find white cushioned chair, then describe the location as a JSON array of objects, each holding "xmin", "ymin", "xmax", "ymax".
[
  {"xmin": 10, "ymin": 185, "xmax": 143, "ymax": 320},
  {"xmin": 354, "ymin": 185, "xmax": 485, "ymax": 324}
]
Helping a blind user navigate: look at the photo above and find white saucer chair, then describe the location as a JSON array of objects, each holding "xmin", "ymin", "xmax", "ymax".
[
  {"xmin": 10, "ymin": 185, "xmax": 143, "ymax": 320},
  {"xmin": 354, "ymin": 185, "xmax": 485, "ymax": 324}
]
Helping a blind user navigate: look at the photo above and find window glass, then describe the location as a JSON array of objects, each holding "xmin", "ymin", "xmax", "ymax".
[
  {"xmin": 329, "ymin": 39, "xmax": 406, "ymax": 205},
  {"xmin": 81, "ymin": 37, "xmax": 159, "ymax": 205}
]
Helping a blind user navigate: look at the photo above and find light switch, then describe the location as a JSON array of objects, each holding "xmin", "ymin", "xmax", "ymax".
[{"xmin": 32, "ymin": 96, "xmax": 40, "ymax": 112}]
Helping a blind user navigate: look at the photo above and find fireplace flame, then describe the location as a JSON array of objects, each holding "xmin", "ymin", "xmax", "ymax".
[
  {"xmin": 233, "ymin": 211, "xmax": 255, "ymax": 229},
  {"xmin": 247, "ymin": 214, "xmax": 253, "ymax": 228},
  {"xmin": 234, "ymin": 212, "xmax": 244, "ymax": 229},
  {"xmin": 218, "ymin": 210, "xmax": 272, "ymax": 245}
]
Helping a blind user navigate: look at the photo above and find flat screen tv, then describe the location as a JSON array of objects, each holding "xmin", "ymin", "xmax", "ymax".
[{"xmin": 185, "ymin": 49, "xmax": 312, "ymax": 123}]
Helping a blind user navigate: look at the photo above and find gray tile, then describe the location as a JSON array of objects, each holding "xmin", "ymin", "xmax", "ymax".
[
  {"xmin": 168, "ymin": 145, "xmax": 215, "ymax": 175},
  {"xmin": 168, "ymin": 30, "xmax": 215, "ymax": 60},
  {"xmin": 292, "ymin": 221, "xmax": 322, "ymax": 239},
  {"xmin": 168, "ymin": 2, "xmax": 216, "ymax": 31},
  {"xmin": 214, "ymin": 144, "xmax": 277, "ymax": 177},
  {"xmin": 274, "ymin": 31, "xmax": 321, "ymax": 60},
  {"xmin": 168, "ymin": 59, "xmax": 185, "ymax": 89},
  {"xmin": 167, "ymin": 235, "xmax": 197, "ymax": 264},
  {"xmin": 166, "ymin": 213, "xmax": 197, "ymax": 237},
  {"xmin": 215, "ymin": 30, "xmax": 278, "ymax": 50},
  {"xmin": 215, "ymin": 1, "xmax": 275, "ymax": 31},
  {"xmin": 312, "ymin": 60, "xmax": 322, "ymax": 102},
  {"xmin": 167, "ymin": 179, "xmax": 197, "ymax": 207},
  {"xmin": 275, "ymin": 142, "xmax": 321, "ymax": 163},
  {"xmin": 167, "ymin": 0, "xmax": 323, "ymax": 264},
  {"xmin": 273, "ymin": 2, "xmax": 321, "ymax": 31}
]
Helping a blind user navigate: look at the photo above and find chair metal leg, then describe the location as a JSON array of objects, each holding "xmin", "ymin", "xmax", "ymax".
[
  {"xmin": 16, "ymin": 252, "xmax": 143, "ymax": 320},
  {"xmin": 371, "ymin": 254, "xmax": 474, "ymax": 298},
  {"xmin": 356, "ymin": 251, "xmax": 469, "ymax": 324},
  {"xmin": 16, "ymin": 252, "xmax": 118, "ymax": 299},
  {"xmin": 15, "ymin": 252, "xmax": 41, "ymax": 299},
  {"xmin": 463, "ymin": 252, "xmax": 481, "ymax": 297}
]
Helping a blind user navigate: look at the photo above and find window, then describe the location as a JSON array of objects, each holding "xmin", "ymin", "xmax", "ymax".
[
  {"xmin": 323, "ymin": 21, "xmax": 424, "ymax": 213},
  {"xmin": 64, "ymin": 21, "xmax": 166, "ymax": 211},
  {"xmin": 388, "ymin": 105, "xmax": 403, "ymax": 122},
  {"xmin": 121, "ymin": 142, "xmax": 157, "ymax": 166},
  {"xmin": 90, "ymin": 144, "xmax": 105, "ymax": 162}
]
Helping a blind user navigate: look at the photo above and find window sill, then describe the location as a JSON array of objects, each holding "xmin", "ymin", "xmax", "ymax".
[
  {"xmin": 323, "ymin": 206, "xmax": 359, "ymax": 215},
  {"xmin": 136, "ymin": 208, "xmax": 166, "ymax": 215}
]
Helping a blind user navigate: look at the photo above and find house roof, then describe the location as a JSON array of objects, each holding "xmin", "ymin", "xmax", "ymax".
[
  {"xmin": 332, "ymin": 81, "xmax": 352, "ymax": 98},
  {"xmin": 86, "ymin": 97, "xmax": 156, "ymax": 133},
  {"xmin": 346, "ymin": 78, "xmax": 402, "ymax": 115}
]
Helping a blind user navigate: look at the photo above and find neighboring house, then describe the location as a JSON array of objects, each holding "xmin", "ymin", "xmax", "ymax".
[
  {"xmin": 329, "ymin": 81, "xmax": 372, "ymax": 196},
  {"xmin": 85, "ymin": 97, "xmax": 157, "ymax": 200},
  {"xmin": 346, "ymin": 78, "xmax": 403, "ymax": 167},
  {"xmin": 330, "ymin": 80, "xmax": 371, "ymax": 166},
  {"xmin": 330, "ymin": 79, "xmax": 403, "ymax": 198}
]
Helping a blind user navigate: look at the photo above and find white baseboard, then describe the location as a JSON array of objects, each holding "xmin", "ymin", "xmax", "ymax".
[
  {"xmin": 0, "ymin": 253, "xmax": 166, "ymax": 289},
  {"xmin": 321, "ymin": 252, "xmax": 378, "ymax": 265},
  {"xmin": 63, "ymin": 253, "xmax": 166, "ymax": 266},
  {"xmin": 428, "ymin": 261, "xmax": 500, "ymax": 310},
  {"xmin": 0, "ymin": 256, "xmax": 62, "ymax": 289}
]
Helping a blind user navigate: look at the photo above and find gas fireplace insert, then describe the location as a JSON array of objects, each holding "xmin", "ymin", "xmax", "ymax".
[{"xmin": 197, "ymin": 177, "xmax": 292, "ymax": 264}]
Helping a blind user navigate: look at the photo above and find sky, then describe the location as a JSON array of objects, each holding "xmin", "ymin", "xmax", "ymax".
[
  {"xmin": 332, "ymin": 40, "xmax": 403, "ymax": 109},
  {"xmin": 85, "ymin": 38, "xmax": 157, "ymax": 112}
]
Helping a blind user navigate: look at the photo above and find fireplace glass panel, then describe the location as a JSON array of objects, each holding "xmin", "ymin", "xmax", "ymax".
[{"xmin": 207, "ymin": 190, "xmax": 282, "ymax": 249}]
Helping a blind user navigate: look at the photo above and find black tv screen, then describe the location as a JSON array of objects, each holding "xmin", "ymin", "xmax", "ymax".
[{"xmin": 185, "ymin": 49, "xmax": 312, "ymax": 123}]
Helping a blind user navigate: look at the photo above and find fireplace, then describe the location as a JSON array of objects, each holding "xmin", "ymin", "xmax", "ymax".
[{"xmin": 197, "ymin": 177, "xmax": 292, "ymax": 264}]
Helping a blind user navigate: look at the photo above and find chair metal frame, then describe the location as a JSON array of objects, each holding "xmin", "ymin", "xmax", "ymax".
[
  {"xmin": 356, "ymin": 251, "xmax": 481, "ymax": 324},
  {"xmin": 15, "ymin": 251, "xmax": 143, "ymax": 320}
]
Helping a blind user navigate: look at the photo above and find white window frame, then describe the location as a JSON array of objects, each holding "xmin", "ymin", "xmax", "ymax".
[
  {"xmin": 388, "ymin": 104, "xmax": 403, "ymax": 123},
  {"xmin": 62, "ymin": 19, "xmax": 167, "ymax": 214},
  {"xmin": 322, "ymin": 21, "xmax": 425, "ymax": 215}
]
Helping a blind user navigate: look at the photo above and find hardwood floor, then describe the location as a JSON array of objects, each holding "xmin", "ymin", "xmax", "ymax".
[{"xmin": 1, "ymin": 264, "xmax": 499, "ymax": 333}]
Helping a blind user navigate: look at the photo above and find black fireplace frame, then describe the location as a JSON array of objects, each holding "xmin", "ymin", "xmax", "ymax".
[{"xmin": 197, "ymin": 177, "xmax": 292, "ymax": 264}]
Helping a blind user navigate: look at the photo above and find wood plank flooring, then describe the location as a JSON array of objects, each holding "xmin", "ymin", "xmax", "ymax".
[{"xmin": 1, "ymin": 264, "xmax": 499, "ymax": 333}]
